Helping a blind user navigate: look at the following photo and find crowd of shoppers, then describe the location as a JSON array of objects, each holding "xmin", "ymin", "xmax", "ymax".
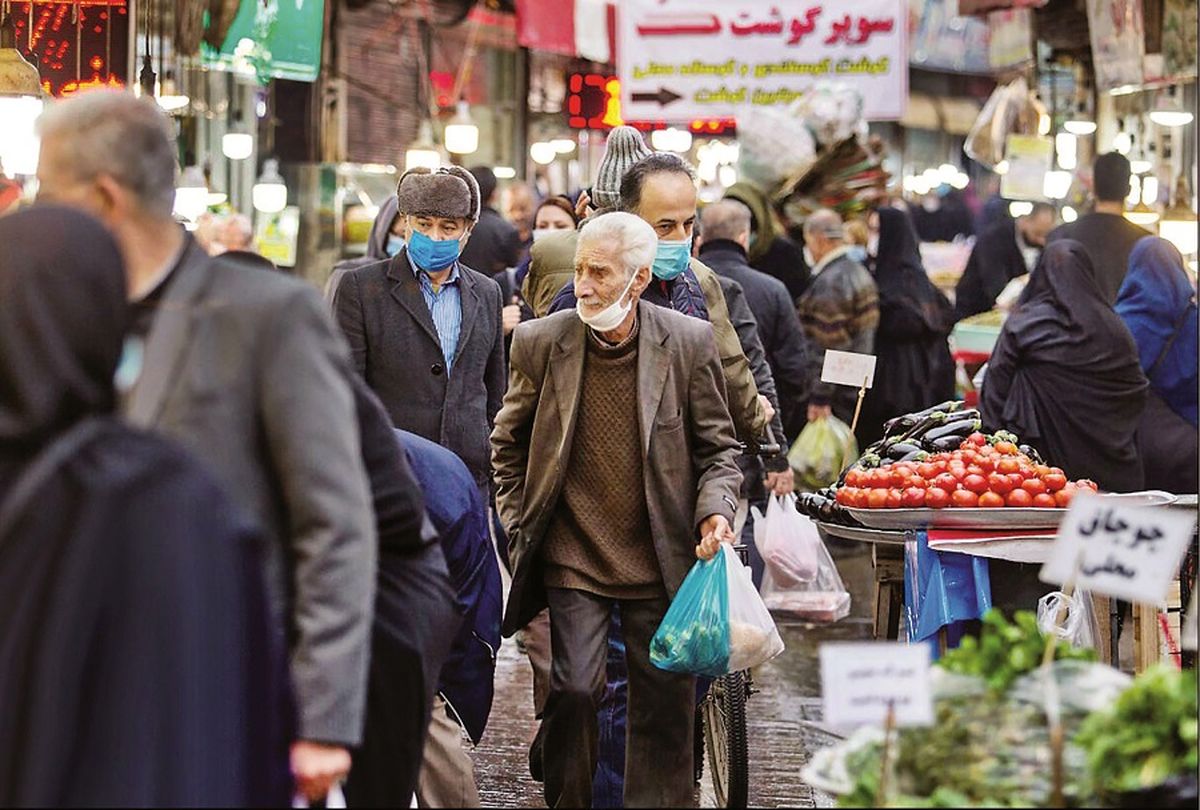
[{"xmin": 0, "ymin": 81, "xmax": 1192, "ymax": 810}]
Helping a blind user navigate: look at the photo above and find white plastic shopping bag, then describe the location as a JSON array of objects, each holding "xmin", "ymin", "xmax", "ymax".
[
  {"xmin": 723, "ymin": 544, "xmax": 786, "ymax": 671},
  {"xmin": 754, "ymin": 493, "xmax": 820, "ymax": 587},
  {"xmin": 1037, "ymin": 590, "xmax": 1100, "ymax": 650},
  {"xmin": 759, "ymin": 512, "xmax": 851, "ymax": 623}
]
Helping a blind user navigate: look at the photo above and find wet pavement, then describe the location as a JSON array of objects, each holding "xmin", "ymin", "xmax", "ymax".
[{"xmin": 472, "ymin": 544, "xmax": 877, "ymax": 808}]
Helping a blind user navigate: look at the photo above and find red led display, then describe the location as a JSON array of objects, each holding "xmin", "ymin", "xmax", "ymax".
[
  {"xmin": 10, "ymin": 1, "xmax": 129, "ymax": 98},
  {"xmin": 565, "ymin": 73, "xmax": 736, "ymax": 135}
]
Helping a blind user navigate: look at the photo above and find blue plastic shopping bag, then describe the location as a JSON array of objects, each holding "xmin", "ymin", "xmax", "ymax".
[{"xmin": 650, "ymin": 545, "xmax": 784, "ymax": 676}]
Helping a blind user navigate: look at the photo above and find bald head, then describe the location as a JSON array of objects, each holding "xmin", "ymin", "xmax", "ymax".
[{"xmin": 700, "ymin": 200, "xmax": 752, "ymax": 250}]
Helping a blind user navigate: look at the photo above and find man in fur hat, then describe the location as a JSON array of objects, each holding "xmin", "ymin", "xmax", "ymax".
[{"xmin": 334, "ymin": 166, "xmax": 507, "ymax": 497}]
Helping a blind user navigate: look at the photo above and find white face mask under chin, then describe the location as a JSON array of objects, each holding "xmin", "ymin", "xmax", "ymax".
[{"xmin": 577, "ymin": 271, "xmax": 638, "ymax": 333}]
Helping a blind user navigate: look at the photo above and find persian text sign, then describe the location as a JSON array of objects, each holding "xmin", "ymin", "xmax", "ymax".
[
  {"xmin": 821, "ymin": 643, "xmax": 934, "ymax": 728},
  {"xmin": 617, "ymin": 0, "xmax": 907, "ymax": 122},
  {"xmin": 1041, "ymin": 495, "xmax": 1195, "ymax": 604},
  {"xmin": 821, "ymin": 350, "xmax": 877, "ymax": 389}
]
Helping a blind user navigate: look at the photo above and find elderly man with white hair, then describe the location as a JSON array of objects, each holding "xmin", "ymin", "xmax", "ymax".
[
  {"xmin": 796, "ymin": 207, "xmax": 880, "ymax": 427},
  {"xmin": 491, "ymin": 211, "xmax": 742, "ymax": 807}
]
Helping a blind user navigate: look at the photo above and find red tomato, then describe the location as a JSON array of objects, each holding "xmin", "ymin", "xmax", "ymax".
[
  {"xmin": 864, "ymin": 469, "xmax": 885, "ymax": 488},
  {"xmin": 976, "ymin": 457, "xmax": 995, "ymax": 474},
  {"xmin": 893, "ymin": 462, "xmax": 916, "ymax": 477},
  {"xmin": 1075, "ymin": 479, "xmax": 1099, "ymax": 492},
  {"xmin": 1006, "ymin": 488, "xmax": 1034, "ymax": 507},
  {"xmin": 907, "ymin": 476, "xmax": 928, "ymax": 490},
  {"xmin": 889, "ymin": 468, "xmax": 909, "ymax": 488},
  {"xmin": 977, "ymin": 444, "xmax": 996, "ymax": 457},
  {"xmin": 1033, "ymin": 493, "xmax": 1057, "ymax": 508},
  {"xmin": 867, "ymin": 488, "xmax": 890, "ymax": 509},
  {"xmin": 902, "ymin": 487, "xmax": 927, "ymax": 507},
  {"xmin": 995, "ymin": 441, "xmax": 1019, "ymax": 456},
  {"xmin": 934, "ymin": 473, "xmax": 960, "ymax": 492},
  {"xmin": 966, "ymin": 465, "xmax": 985, "ymax": 477},
  {"xmin": 1022, "ymin": 478, "xmax": 1048, "ymax": 496},
  {"xmin": 836, "ymin": 487, "xmax": 855, "ymax": 506},
  {"xmin": 966, "ymin": 432, "xmax": 988, "ymax": 447},
  {"xmin": 1007, "ymin": 473, "xmax": 1026, "ymax": 489},
  {"xmin": 932, "ymin": 460, "xmax": 950, "ymax": 475},
  {"xmin": 886, "ymin": 489, "xmax": 904, "ymax": 508},
  {"xmin": 1047, "ymin": 467, "xmax": 1065, "ymax": 478},
  {"xmin": 1043, "ymin": 473, "xmax": 1068, "ymax": 492},
  {"xmin": 996, "ymin": 457, "xmax": 1021, "ymax": 475},
  {"xmin": 1054, "ymin": 487, "xmax": 1075, "ymax": 508},
  {"xmin": 925, "ymin": 487, "xmax": 951, "ymax": 509},
  {"xmin": 917, "ymin": 463, "xmax": 938, "ymax": 480},
  {"xmin": 960, "ymin": 450, "xmax": 979, "ymax": 465},
  {"xmin": 845, "ymin": 470, "xmax": 863, "ymax": 488},
  {"xmin": 978, "ymin": 491, "xmax": 1005, "ymax": 508},
  {"xmin": 987, "ymin": 473, "xmax": 1014, "ymax": 494},
  {"xmin": 1034, "ymin": 465, "xmax": 1051, "ymax": 478},
  {"xmin": 963, "ymin": 474, "xmax": 989, "ymax": 494},
  {"xmin": 951, "ymin": 489, "xmax": 980, "ymax": 508},
  {"xmin": 852, "ymin": 488, "xmax": 871, "ymax": 508}
]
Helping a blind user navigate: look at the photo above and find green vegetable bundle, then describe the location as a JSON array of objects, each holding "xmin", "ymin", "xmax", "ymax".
[
  {"xmin": 1074, "ymin": 665, "xmax": 1199, "ymax": 802},
  {"xmin": 939, "ymin": 609, "xmax": 1096, "ymax": 693}
]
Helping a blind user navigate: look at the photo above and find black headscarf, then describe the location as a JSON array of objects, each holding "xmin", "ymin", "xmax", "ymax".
[
  {"xmin": 0, "ymin": 206, "xmax": 127, "ymax": 464},
  {"xmin": 0, "ymin": 207, "xmax": 291, "ymax": 805},
  {"xmin": 981, "ymin": 240, "xmax": 1148, "ymax": 491},
  {"xmin": 859, "ymin": 207, "xmax": 956, "ymax": 446}
]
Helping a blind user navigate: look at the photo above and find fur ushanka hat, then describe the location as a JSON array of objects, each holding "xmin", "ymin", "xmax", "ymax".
[{"xmin": 395, "ymin": 166, "xmax": 481, "ymax": 223}]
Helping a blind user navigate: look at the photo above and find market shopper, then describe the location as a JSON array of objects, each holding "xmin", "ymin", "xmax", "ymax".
[
  {"xmin": 858, "ymin": 206, "xmax": 955, "ymax": 448},
  {"xmin": 1047, "ymin": 152, "xmax": 1151, "ymax": 303},
  {"xmin": 35, "ymin": 89, "xmax": 376, "ymax": 802},
  {"xmin": 0, "ymin": 206, "xmax": 289, "ymax": 807},
  {"xmin": 460, "ymin": 165, "xmax": 523, "ymax": 276},
  {"xmin": 503, "ymin": 181, "xmax": 537, "ymax": 259},
  {"xmin": 954, "ymin": 202, "xmax": 1056, "ymax": 321},
  {"xmin": 796, "ymin": 208, "xmax": 880, "ymax": 428},
  {"xmin": 1115, "ymin": 237, "xmax": 1199, "ymax": 493},
  {"xmin": 492, "ymin": 212, "xmax": 743, "ymax": 807},
  {"xmin": 699, "ymin": 199, "xmax": 811, "ymax": 472},
  {"xmin": 333, "ymin": 166, "xmax": 507, "ymax": 496},
  {"xmin": 725, "ymin": 181, "xmax": 812, "ymax": 303},
  {"xmin": 980, "ymin": 240, "xmax": 1148, "ymax": 492}
]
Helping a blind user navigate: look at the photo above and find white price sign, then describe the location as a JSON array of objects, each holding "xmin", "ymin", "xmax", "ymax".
[
  {"xmin": 820, "ymin": 643, "xmax": 933, "ymax": 728},
  {"xmin": 1040, "ymin": 495, "xmax": 1195, "ymax": 604},
  {"xmin": 821, "ymin": 350, "xmax": 876, "ymax": 389}
]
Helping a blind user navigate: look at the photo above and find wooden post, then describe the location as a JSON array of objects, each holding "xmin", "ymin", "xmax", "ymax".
[
  {"xmin": 1133, "ymin": 601, "xmax": 1160, "ymax": 673},
  {"xmin": 875, "ymin": 700, "xmax": 897, "ymax": 807},
  {"xmin": 849, "ymin": 375, "xmax": 869, "ymax": 437}
]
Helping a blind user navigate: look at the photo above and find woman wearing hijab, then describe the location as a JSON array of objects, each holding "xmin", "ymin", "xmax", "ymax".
[
  {"xmin": 858, "ymin": 206, "xmax": 956, "ymax": 447},
  {"xmin": 1115, "ymin": 237, "xmax": 1198, "ymax": 493},
  {"xmin": 981, "ymin": 240, "xmax": 1148, "ymax": 492},
  {"xmin": 0, "ymin": 207, "xmax": 289, "ymax": 806}
]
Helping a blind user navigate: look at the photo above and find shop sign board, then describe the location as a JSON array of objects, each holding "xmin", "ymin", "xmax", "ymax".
[
  {"xmin": 1086, "ymin": 0, "xmax": 1146, "ymax": 93},
  {"xmin": 821, "ymin": 643, "xmax": 934, "ymax": 728},
  {"xmin": 1000, "ymin": 135, "xmax": 1053, "ymax": 202},
  {"xmin": 203, "ymin": 0, "xmax": 326, "ymax": 84},
  {"xmin": 617, "ymin": 0, "xmax": 907, "ymax": 122},
  {"xmin": 1040, "ymin": 495, "xmax": 1195, "ymax": 605}
]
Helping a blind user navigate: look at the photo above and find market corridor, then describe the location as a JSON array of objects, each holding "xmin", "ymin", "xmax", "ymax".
[{"xmin": 473, "ymin": 551, "xmax": 877, "ymax": 808}]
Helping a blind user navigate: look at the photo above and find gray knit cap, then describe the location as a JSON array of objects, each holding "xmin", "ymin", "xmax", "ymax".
[
  {"xmin": 592, "ymin": 126, "xmax": 652, "ymax": 210},
  {"xmin": 396, "ymin": 166, "xmax": 481, "ymax": 223}
]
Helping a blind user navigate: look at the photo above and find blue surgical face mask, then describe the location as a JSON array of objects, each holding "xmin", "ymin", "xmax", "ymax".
[
  {"xmin": 407, "ymin": 228, "xmax": 463, "ymax": 272},
  {"xmin": 113, "ymin": 335, "xmax": 145, "ymax": 394},
  {"xmin": 385, "ymin": 234, "xmax": 405, "ymax": 257},
  {"xmin": 652, "ymin": 237, "xmax": 692, "ymax": 280},
  {"xmin": 847, "ymin": 245, "xmax": 869, "ymax": 264}
]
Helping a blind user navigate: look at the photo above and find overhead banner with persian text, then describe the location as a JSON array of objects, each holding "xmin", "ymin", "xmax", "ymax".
[{"xmin": 617, "ymin": 0, "xmax": 907, "ymax": 122}]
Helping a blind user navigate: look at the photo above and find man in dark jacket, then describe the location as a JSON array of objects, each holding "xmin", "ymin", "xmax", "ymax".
[
  {"xmin": 701, "ymin": 199, "xmax": 813, "ymax": 441},
  {"xmin": 1047, "ymin": 152, "xmax": 1151, "ymax": 303},
  {"xmin": 725, "ymin": 181, "xmax": 812, "ymax": 302},
  {"xmin": 334, "ymin": 166, "xmax": 507, "ymax": 495},
  {"xmin": 955, "ymin": 202, "xmax": 1055, "ymax": 321},
  {"xmin": 460, "ymin": 166, "xmax": 523, "ymax": 276}
]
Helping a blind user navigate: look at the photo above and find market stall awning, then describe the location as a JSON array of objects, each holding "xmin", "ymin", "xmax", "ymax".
[
  {"xmin": 515, "ymin": 0, "xmax": 613, "ymax": 63},
  {"xmin": 900, "ymin": 93, "xmax": 982, "ymax": 134}
]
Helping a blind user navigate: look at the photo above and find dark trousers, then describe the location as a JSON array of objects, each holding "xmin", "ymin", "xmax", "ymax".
[{"xmin": 543, "ymin": 587, "xmax": 695, "ymax": 808}]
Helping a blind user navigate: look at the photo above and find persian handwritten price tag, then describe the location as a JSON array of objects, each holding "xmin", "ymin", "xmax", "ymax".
[
  {"xmin": 1040, "ymin": 494, "xmax": 1195, "ymax": 604},
  {"xmin": 821, "ymin": 350, "xmax": 877, "ymax": 389},
  {"xmin": 820, "ymin": 643, "xmax": 933, "ymax": 728}
]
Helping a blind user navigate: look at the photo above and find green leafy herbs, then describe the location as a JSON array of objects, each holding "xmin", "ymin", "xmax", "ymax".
[
  {"xmin": 938, "ymin": 609, "xmax": 1096, "ymax": 693},
  {"xmin": 1074, "ymin": 664, "xmax": 1199, "ymax": 797}
]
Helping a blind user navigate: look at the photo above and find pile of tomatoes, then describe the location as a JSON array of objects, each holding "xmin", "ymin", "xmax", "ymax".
[{"xmin": 835, "ymin": 433, "xmax": 1099, "ymax": 510}]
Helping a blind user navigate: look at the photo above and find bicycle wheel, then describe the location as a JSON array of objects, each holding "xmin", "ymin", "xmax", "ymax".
[{"xmin": 703, "ymin": 670, "xmax": 749, "ymax": 808}]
